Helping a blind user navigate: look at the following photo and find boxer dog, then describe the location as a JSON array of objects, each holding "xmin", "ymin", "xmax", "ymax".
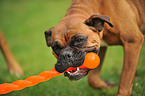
[{"xmin": 44, "ymin": 0, "xmax": 145, "ymax": 96}]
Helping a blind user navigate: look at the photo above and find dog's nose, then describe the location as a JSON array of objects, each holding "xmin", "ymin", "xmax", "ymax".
[
  {"xmin": 55, "ymin": 48, "xmax": 74, "ymax": 73},
  {"xmin": 59, "ymin": 49, "xmax": 74, "ymax": 59}
]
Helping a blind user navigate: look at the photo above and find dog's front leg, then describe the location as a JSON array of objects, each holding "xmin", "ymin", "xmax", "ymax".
[
  {"xmin": 88, "ymin": 47, "xmax": 108, "ymax": 88},
  {"xmin": 117, "ymin": 31, "xmax": 144, "ymax": 96},
  {"xmin": 0, "ymin": 32, "xmax": 23, "ymax": 76}
]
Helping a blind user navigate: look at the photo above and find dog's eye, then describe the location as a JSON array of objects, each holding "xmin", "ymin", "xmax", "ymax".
[
  {"xmin": 51, "ymin": 41, "xmax": 63, "ymax": 56},
  {"xmin": 52, "ymin": 46, "xmax": 61, "ymax": 50},
  {"xmin": 76, "ymin": 38, "xmax": 84, "ymax": 43},
  {"xmin": 70, "ymin": 36, "xmax": 87, "ymax": 48},
  {"xmin": 74, "ymin": 38, "xmax": 85, "ymax": 46},
  {"xmin": 53, "ymin": 47, "xmax": 57, "ymax": 50},
  {"xmin": 52, "ymin": 46, "xmax": 63, "ymax": 56}
]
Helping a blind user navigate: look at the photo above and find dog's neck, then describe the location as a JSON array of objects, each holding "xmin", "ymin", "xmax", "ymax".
[
  {"xmin": 64, "ymin": 0, "xmax": 96, "ymax": 21},
  {"xmin": 56, "ymin": 0, "xmax": 100, "ymax": 33}
]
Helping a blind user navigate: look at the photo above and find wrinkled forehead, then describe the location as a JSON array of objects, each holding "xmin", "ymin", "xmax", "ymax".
[{"xmin": 52, "ymin": 22, "xmax": 90, "ymax": 41}]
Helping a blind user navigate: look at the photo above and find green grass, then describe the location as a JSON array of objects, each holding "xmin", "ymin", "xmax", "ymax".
[{"xmin": 0, "ymin": 0, "xmax": 145, "ymax": 96}]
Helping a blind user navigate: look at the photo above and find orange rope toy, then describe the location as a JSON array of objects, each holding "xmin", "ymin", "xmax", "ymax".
[{"xmin": 0, "ymin": 52, "xmax": 100, "ymax": 94}]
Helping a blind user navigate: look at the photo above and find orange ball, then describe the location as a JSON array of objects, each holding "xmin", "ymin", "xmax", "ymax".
[{"xmin": 83, "ymin": 52, "xmax": 100, "ymax": 69}]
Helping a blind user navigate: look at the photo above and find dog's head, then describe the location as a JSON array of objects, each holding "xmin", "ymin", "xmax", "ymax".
[{"xmin": 44, "ymin": 15, "xmax": 113, "ymax": 80}]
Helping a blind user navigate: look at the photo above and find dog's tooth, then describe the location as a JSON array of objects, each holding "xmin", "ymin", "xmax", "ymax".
[
  {"xmin": 72, "ymin": 67, "xmax": 79, "ymax": 74},
  {"xmin": 77, "ymin": 67, "xmax": 79, "ymax": 71},
  {"xmin": 67, "ymin": 71, "xmax": 71, "ymax": 74}
]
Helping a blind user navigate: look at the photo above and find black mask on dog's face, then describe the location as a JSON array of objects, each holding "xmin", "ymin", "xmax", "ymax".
[
  {"xmin": 49, "ymin": 34, "xmax": 88, "ymax": 73},
  {"xmin": 52, "ymin": 34, "xmax": 88, "ymax": 73},
  {"xmin": 55, "ymin": 47, "xmax": 86, "ymax": 73}
]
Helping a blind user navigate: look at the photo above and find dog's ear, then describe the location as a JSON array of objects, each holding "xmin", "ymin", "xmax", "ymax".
[
  {"xmin": 44, "ymin": 27, "xmax": 54, "ymax": 47},
  {"xmin": 85, "ymin": 15, "xmax": 113, "ymax": 32}
]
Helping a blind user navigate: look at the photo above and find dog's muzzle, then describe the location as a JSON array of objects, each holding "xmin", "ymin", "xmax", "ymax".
[
  {"xmin": 55, "ymin": 47, "xmax": 90, "ymax": 80},
  {"xmin": 55, "ymin": 47, "xmax": 86, "ymax": 72}
]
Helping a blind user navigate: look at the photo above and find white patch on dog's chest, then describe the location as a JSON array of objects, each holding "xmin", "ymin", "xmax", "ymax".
[{"xmin": 101, "ymin": 40, "xmax": 108, "ymax": 47}]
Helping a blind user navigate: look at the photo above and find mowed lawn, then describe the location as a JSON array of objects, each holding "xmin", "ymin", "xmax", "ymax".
[{"xmin": 0, "ymin": 0, "xmax": 145, "ymax": 96}]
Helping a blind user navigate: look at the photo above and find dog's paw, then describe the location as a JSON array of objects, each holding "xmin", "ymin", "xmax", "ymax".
[
  {"xmin": 88, "ymin": 78, "xmax": 115, "ymax": 89},
  {"xmin": 104, "ymin": 80, "xmax": 115, "ymax": 88},
  {"xmin": 8, "ymin": 62, "xmax": 23, "ymax": 77}
]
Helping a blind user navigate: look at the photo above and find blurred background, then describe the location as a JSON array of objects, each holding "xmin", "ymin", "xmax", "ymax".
[{"xmin": 0, "ymin": 0, "xmax": 144, "ymax": 96}]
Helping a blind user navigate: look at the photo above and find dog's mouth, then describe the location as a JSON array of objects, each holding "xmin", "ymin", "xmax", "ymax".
[
  {"xmin": 55, "ymin": 46, "xmax": 99, "ymax": 81},
  {"xmin": 64, "ymin": 67, "xmax": 90, "ymax": 81}
]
